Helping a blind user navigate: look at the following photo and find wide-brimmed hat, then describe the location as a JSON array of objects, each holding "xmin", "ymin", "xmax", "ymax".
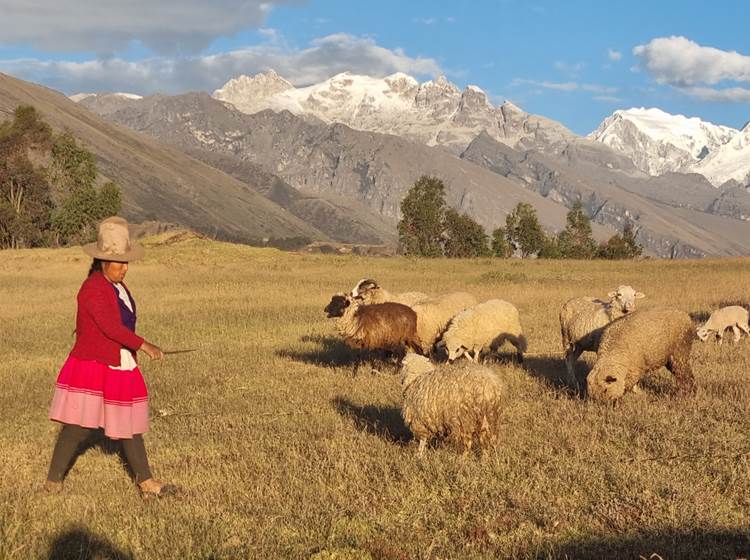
[{"xmin": 83, "ymin": 216, "xmax": 144, "ymax": 262}]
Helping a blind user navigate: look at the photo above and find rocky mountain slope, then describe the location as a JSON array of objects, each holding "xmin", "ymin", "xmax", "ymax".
[
  {"xmin": 589, "ymin": 108, "xmax": 748, "ymax": 186},
  {"xmin": 211, "ymin": 71, "xmax": 576, "ymax": 154},
  {"xmin": 77, "ymin": 90, "xmax": 750, "ymax": 257}
]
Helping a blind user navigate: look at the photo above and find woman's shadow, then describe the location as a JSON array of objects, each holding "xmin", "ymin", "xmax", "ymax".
[
  {"xmin": 48, "ymin": 526, "xmax": 133, "ymax": 560},
  {"xmin": 332, "ymin": 397, "xmax": 412, "ymax": 443}
]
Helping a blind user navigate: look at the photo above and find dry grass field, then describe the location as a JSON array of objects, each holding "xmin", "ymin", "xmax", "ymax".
[{"xmin": 1, "ymin": 232, "xmax": 749, "ymax": 559}]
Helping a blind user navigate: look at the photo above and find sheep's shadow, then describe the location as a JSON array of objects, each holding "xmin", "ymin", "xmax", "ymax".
[
  {"xmin": 276, "ymin": 335, "xmax": 400, "ymax": 371},
  {"xmin": 522, "ymin": 355, "xmax": 587, "ymax": 398},
  {"xmin": 332, "ymin": 396, "xmax": 412, "ymax": 443}
]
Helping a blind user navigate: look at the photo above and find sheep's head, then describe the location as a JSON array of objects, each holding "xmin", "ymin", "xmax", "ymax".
[
  {"xmin": 351, "ymin": 278, "xmax": 379, "ymax": 298},
  {"xmin": 324, "ymin": 294, "xmax": 351, "ymax": 318},
  {"xmin": 696, "ymin": 325, "xmax": 712, "ymax": 342},
  {"xmin": 608, "ymin": 285, "xmax": 645, "ymax": 314},
  {"xmin": 586, "ymin": 363, "xmax": 627, "ymax": 402},
  {"xmin": 400, "ymin": 353, "xmax": 435, "ymax": 388}
]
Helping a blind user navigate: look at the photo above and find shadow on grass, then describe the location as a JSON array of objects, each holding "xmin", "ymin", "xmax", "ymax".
[
  {"xmin": 48, "ymin": 526, "xmax": 133, "ymax": 560},
  {"xmin": 276, "ymin": 335, "xmax": 398, "ymax": 371},
  {"xmin": 535, "ymin": 528, "xmax": 750, "ymax": 560},
  {"xmin": 332, "ymin": 397, "xmax": 412, "ymax": 443},
  {"xmin": 55, "ymin": 428, "xmax": 137, "ymax": 483},
  {"xmin": 522, "ymin": 355, "xmax": 585, "ymax": 397}
]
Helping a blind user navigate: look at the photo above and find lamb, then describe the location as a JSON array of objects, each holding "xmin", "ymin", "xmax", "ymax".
[
  {"xmin": 324, "ymin": 294, "xmax": 419, "ymax": 355},
  {"xmin": 697, "ymin": 306, "xmax": 750, "ymax": 345},
  {"xmin": 350, "ymin": 278, "xmax": 430, "ymax": 307},
  {"xmin": 438, "ymin": 299, "xmax": 527, "ymax": 363},
  {"xmin": 587, "ymin": 308, "xmax": 696, "ymax": 402},
  {"xmin": 411, "ymin": 291, "xmax": 478, "ymax": 354},
  {"xmin": 560, "ymin": 285, "xmax": 645, "ymax": 388},
  {"xmin": 400, "ymin": 353, "xmax": 506, "ymax": 455}
]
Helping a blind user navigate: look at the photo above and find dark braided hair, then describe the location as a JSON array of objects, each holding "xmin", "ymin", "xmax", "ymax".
[{"xmin": 88, "ymin": 258, "xmax": 104, "ymax": 277}]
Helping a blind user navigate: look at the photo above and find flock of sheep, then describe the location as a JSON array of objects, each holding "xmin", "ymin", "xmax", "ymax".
[{"xmin": 324, "ymin": 279, "xmax": 750, "ymax": 455}]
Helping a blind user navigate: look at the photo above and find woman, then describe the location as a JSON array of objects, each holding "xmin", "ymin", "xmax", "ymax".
[{"xmin": 45, "ymin": 216, "xmax": 176, "ymax": 498}]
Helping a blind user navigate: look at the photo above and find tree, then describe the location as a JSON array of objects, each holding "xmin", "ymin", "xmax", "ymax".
[
  {"xmin": 443, "ymin": 209, "xmax": 491, "ymax": 258},
  {"xmin": 597, "ymin": 221, "xmax": 643, "ymax": 259},
  {"xmin": 398, "ymin": 175, "xmax": 447, "ymax": 257},
  {"xmin": 0, "ymin": 107, "xmax": 54, "ymax": 249},
  {"xmin": 538, "ymin": 233, "xmax": 563, "ymax": 259},
  {"xmin": 505, "ymin": 202, "xmax": 545, "ymax": 257},
  {"xmin": 491, "ymin": 226, "xmax": 513, "ymax": 258},
  {"xmin": 558, "ymin": 201, "xmax": 597, "ymax": 259}
]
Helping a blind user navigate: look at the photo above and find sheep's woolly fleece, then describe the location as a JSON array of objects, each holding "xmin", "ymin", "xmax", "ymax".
[
  {"xmin": 587, "ymin": 307, "xmax": 695, "ymax": 402},
  {"xmin": 440, "ymin": 299, "xmax": 527, "ymax": 362},
  {"xmin": 400, "ymin": 353, "xmax": 506, "ymax": 454},
  {"xmin": 411, "ymin": 292, "xmax": 477, "ymax": 354}
]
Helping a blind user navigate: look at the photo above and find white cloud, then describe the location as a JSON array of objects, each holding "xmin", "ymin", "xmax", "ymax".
[
  {"xmin": 633, "ymin": 36, "xmax": 750, "ymax": 86},
  {"xmin": 678, "ymin": 86, "xmax": 750, "ymax": 103},
  {"xmin": 607, "ymin": 48, "xmax": 622, "ymax": 62},
  {"xmin": 554, "ymin": 61, "xmax": 586, "ymax": 77},
  {"xmin": 0, "ymin": 0, "xmax": 293, "ymax": 55},
  {"xmin": 593, "ymin": 95, "xmax": 623, "ymax": 103},
  {"xmin": 0, "ymin": 34, "xmax": 443, "ymax": 95},
  {"xmin": 511, "ymin": 78, "xmax": 618, "ymax": 95}
]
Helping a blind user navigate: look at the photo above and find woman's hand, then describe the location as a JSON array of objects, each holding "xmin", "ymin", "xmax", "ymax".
[{"xmin": 140, "ymin": 341, "xmax": 165, "ymax": 360}]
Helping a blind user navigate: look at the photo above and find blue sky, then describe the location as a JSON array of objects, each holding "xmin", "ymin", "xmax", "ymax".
[{"xmin": 0, "ymin": 0, "xmax": 748, "ymax": 134}]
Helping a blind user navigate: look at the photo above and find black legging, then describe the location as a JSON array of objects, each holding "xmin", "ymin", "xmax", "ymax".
[{"xmin": 47, "ymin": 424, "xmax": 152, "ymax": 483}]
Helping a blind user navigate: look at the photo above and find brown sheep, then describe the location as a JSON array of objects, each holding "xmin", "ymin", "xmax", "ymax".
[
  {"xmin": 587, "ymin": 308, "xmax": 696, "ymax": 402},
  {"xmin": 324, "ymin": 294, "xmax": 420, "ymax": 354}
]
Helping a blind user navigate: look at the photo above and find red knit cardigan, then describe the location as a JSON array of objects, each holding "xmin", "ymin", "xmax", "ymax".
[{"xmin": 70, "ymin": 272, "xmax": 144, "ymax": 366}]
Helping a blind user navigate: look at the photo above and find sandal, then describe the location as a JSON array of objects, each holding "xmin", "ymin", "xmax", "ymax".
[
  {"xmin": 138, "ymin": 478, "xmax": 179, "ymax": 499},
  {"xmin": 44, "ymin": 480, "xmax": 64, "ymax": 494}
]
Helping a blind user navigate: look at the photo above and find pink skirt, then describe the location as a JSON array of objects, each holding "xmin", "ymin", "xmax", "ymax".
[{"xmin": 49, "ymin": 355, "xmax": 149, "ymax": 439}]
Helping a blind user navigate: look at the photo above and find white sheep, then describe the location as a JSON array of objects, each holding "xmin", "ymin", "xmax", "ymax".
[
  {"xmin": 438, "ymin": 299, "xmax": 527, "ymax": 363},
  {"xmin": 400, "ymin": 353, "xmax": 506, "ymax": 455},
  {"xmin": 697, "ymin": 306, "xmax": 750, "ymax": 345},
  {"xmin": 350, "ymin": 278, "xmax": 430, "ymax": 307},
  {"xmin": 411, "ymin": 291, "xmax": 478, "ymax": 354},
  {"xmin": 560, "ymin": 285, "xmax": 645, "ymax": 388}
]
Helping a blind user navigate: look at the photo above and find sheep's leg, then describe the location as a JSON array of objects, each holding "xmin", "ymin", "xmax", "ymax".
[
  {"xmin": 738, "ymin": 321, "xmax": 750, "ymax": 337},
  {"xmin": 731, "ymin": 325, "xmax": 741, "ymax": 343},
  {"xmin": 417, "ymin": 438, "xmax": 427, "ymax": 456},
  {"xmin": 668, "ymin": 350, "xmax": 696, "ymax": 397},
  {"xmin": 564, "ymin": 346, "xmax": 583, "ymax": 388}
]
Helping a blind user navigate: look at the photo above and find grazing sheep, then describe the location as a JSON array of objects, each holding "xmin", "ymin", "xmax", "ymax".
[
  {"xmin": 350, "ymin": 278, "xmax": 430, "ymax": 307},
  {"xmin": 697, "ymin": 306, "xmax": 750, "ymax": 345},
  {"xmin": 587, "ymin": 308, "xmax": 696, "ymax": 402},
  {"xmin": 324, "ymin": 294, "xmax": 419, "ymax": 355},
  {"xmin": 400, "ymin": 353, "xmax": 506, "ymax": 455},
  {"xmin": 411, "ymin": 292, "xmax": 478, "ymax": 354},
  {"xmin": 560, "ymin": 285, "xmax": 645, "ymax": 387},
  {"xmin": 439, "ymin": 299, "xmax": 527, "ymax": 363}
]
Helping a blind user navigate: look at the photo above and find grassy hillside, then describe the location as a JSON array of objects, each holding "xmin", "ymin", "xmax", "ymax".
[{"xmin": 1, "ymin": 237, "xmax": 749, "ymax": 559}]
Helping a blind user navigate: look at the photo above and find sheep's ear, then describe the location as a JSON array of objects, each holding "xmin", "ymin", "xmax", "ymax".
[
  {"xmin": 608, "ymin": 291, "xmax": 617, "ymax": 298},
  {"xmin": 635, "ymin": 292, "xmax": 645, "ymax": 299}
]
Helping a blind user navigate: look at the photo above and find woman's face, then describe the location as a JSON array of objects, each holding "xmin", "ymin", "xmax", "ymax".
[{"xmin": 102, "ymin": 261, "xmax": 129, "ymax": 283}]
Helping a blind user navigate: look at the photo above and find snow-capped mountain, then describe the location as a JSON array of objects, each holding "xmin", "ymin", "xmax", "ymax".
[
  {"xmin": 212, "ymin": 70, "xmax": 575, "ymax": 152},
  {"xmin": 589, "ymin": 108, "xmax": 738, "ymax": 178},
  {"xmin": 694, "ymin": 122, "xmax": 750, "ymax": 187}
]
